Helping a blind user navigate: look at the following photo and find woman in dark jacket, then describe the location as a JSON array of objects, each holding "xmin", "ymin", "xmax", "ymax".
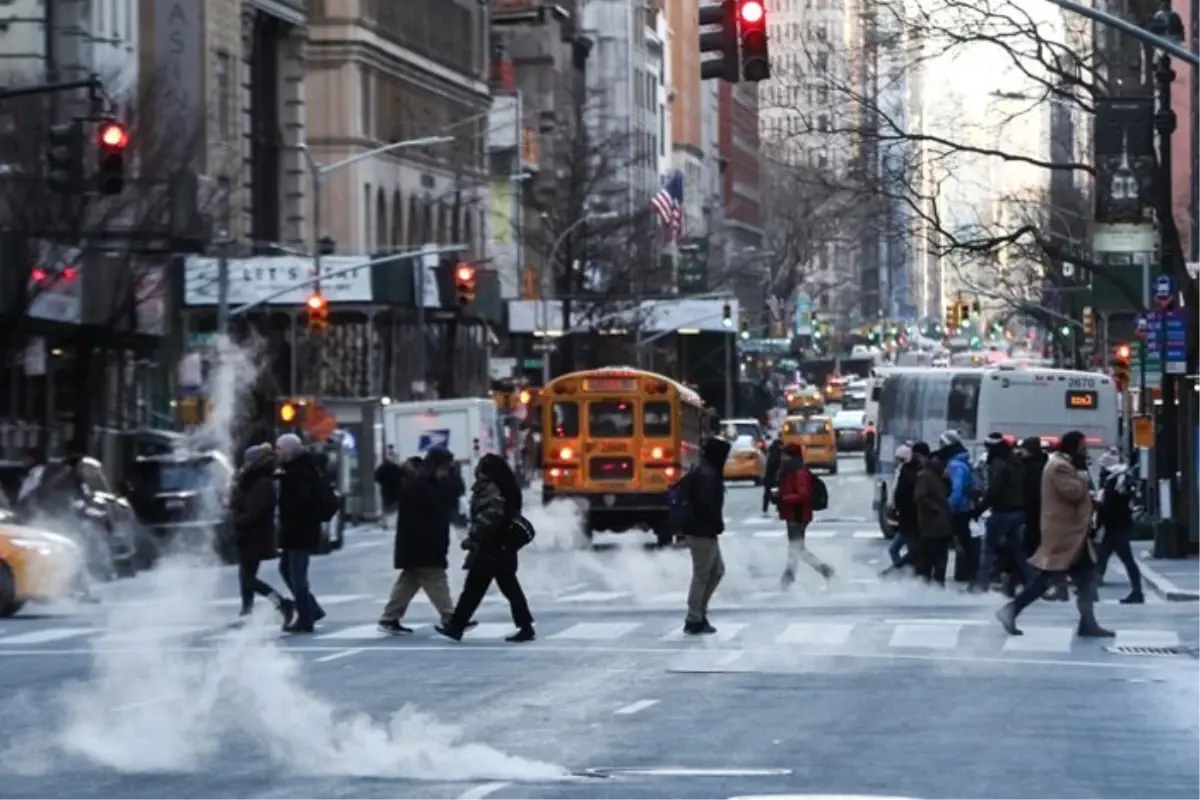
[
  {"xmin": 378, "ymin": 458, "xmax": 456, "ymax": 634},
  {"xmin": 436, "ymin": 453, "xmax": 534, "ymax": 643},
  {"xmin": 231, "ymin": 444, "xmax": 294, "ymax": 625}
]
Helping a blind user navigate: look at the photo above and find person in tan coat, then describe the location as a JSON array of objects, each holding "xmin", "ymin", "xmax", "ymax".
[{"xmin": 995, "ymin": 431, "xmax": 1114, "ymax": 638}]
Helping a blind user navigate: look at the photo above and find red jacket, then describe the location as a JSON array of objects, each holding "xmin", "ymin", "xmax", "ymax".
[{"xmin": 778, "ymin": 465, "xmax": 814, "ymax": 524}]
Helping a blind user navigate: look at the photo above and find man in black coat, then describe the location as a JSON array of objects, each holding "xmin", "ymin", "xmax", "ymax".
[
  {"xmin": 377, "ymin": 457, "xmax": 457, "ymax": 634},
  {"xmin": 374, "ymin": 445, "xmax": 403, "ymax": 530},
  {"xmin": 231, "ymin": 444, "xmax": 294, "ymax": 625},
  {"xmin": 761, "ymin": 438, "xmax": 783, "ymax": 515},
  {"xmin": 275, "ymin": 433, "xmax": 326, "ymax": 633},
  {"xmin": 682, "ymin": 437, "xmax": 731, "ymax": 635},
  {"xmin": 425, "ymin": 446, "xmax": 466, "ymax": 527}
]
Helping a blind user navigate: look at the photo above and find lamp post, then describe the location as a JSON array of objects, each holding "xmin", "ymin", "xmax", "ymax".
[{"xmin": 539, "ymin": 210, "xmax": 620, "ymax": 384}]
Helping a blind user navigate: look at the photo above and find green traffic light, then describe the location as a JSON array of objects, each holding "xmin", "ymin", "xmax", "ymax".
[{"xmin": 1060, "ymin": 325, "xmax": 1070, "ymax": 336}]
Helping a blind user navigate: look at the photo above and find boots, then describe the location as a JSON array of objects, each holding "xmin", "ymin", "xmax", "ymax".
[{"xmin": 1075, "ymin": 581, "xmax": 1115, "ymax": 638}]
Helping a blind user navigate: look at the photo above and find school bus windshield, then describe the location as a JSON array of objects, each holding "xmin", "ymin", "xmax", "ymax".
[{"xmin": 589, "ymin": 400, "xmax": 635, "ymax": 437}]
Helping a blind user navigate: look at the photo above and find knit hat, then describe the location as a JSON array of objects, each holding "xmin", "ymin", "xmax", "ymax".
[
  {"xmin": 984, "ymin": 432, "xmax": 1006, "ymax": 448},
  {"xmin": 938, "ymin": 430, "xmax": 963, "ymax": 448},
  {"xmin": 243, "ymin": 443, "xmax": 271, "ymax": 464},
  {"xmin": 894, "ymin": 443, "xmax": 912, "ymax": 463},
  {"xmin": 911, "ymin": 441, "xmax": 932, "ymax": 458},
  {"xmin": 1059, "ymin": 430, "xmax": 1086, "ymax": 454},
  {"xmin": 275, "ymin": 433, "xmax": 304, "ymax": 458}
]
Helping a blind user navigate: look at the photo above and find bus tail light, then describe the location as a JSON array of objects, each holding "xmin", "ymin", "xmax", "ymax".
[
  {"xmin": 558, "ymin": 446, "xmax": 575, "ymax": 461},
  {"xmin": 549, "ymin": 466, "xmax": 572, "ymax": 478},
  {"xmin": 664, "ymin": 465, "xmax": 678, "ymax": 478},
  {"xmin": 650, "ymin": 446, "xmax": 664, "ymax": 460}
]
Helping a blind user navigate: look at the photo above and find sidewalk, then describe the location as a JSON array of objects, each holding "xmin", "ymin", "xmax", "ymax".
[{"xmin": 1136, "ymin": 550, "xmax": 1200, "ymax": 601}]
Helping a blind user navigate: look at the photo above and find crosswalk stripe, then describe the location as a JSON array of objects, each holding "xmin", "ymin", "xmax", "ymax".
[
  {"xmin": 647, "ymin": 592, "xmax": 689, "ymax": 604},
  {"xmin": 316, "ymin": 623, "xmax": 425, "ymax": 640},
  {"xmin": 661, "ymin": 622, "xmax": 747, "ymax": 642},
  {"xmin": 1114, "ymin": 629, "xmax": 1181, "ymax": 648},
  {"xmin": 752, "ymin": 530, "xmax": 785, "ymax": 539},
  {"xmin": 852, "ymin": 531, "xmax": 881, "ymax": 539},
  {"xmin": 0, "ymin": 627, "xmax": 97, "ymax": 645},
  {"xmin": 102, "ymin": 626, "xmax": 216, "ymax": 642},
  {"xmin": 1002, "ymin": 626, "xmax": 1074, "ymax": 653},
  {"xmin": 206, "ymin": 594, "xmax": 371, "ymax": 608},
  {"xmin": 774, "ymin": 622, "xmax": 854, "ymax": 646},
  {"xmin": 889, "ymin": 623, "xmax": 961, "ymax": 649},
  {"xmin": 548, "ymin": 622, "xmax": 642, "ymax": 640},
  {"xmin": 555, "ymin": 591, "xmax": 629, "ymax": 602},
  {"xmin": 466, "ymin": 622, "xmax": 520, "ymax": 639}
]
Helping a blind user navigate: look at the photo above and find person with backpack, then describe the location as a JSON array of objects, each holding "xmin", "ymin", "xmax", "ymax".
[
  {"xmin": 1094, "ymin": 461, "xmax": 1144, "ymax": 604},
  {"xmin": 436, "ymin": 453, "xmax": 535, "ymax": 643},
  {"xmin": 777, "ymin": 443, "xmax": 834, "ymax": 587},
  {"xmin": 274, "ymin": 433, "xmax": 328, "ymax": 634},
  {"xmin": 937, "ymin": 430, "xmax": 979, "ymax": 584}
]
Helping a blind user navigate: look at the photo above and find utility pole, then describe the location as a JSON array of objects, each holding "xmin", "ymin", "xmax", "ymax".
[
  {"xmin": 723, "ymin": 329, "xmax": 734, "ymax": 418},
  {"xmin": 414, "ymin": 243, "xmax": 438, "ymax": 399}
]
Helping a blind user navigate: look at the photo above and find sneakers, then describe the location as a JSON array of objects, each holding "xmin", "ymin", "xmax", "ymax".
[
  {"xmin": 378, "ymin": 619, "xmax": 414, "ymax": 635},
  {"xmin": 434, "ymin": 624, "xmax": 463, "ymax": 642},
  {"xmin": 506, "ymin": 626, "xmax": 536, "ymax": 642},
  {"xmin": 995, "ymin": 605, "xmax": 1022, "ymax": 636},
  {"xmin": 817, "ymin": 563, "xmax": 835, "ymax": 580},
  {"xmin": 278, "ymin": 598, "xmax": 296, "ymax": 629},
  {"xmin": 683, "ymin": 619, "xmax": 717, "ymax": 635},
  {"xmin": 1076, "ymin": 620, "xmax": 1116, "ymax": 638},
  {"xmin": 1119, "ymin": 591, "xmax": 1145, "ymax": 605}
]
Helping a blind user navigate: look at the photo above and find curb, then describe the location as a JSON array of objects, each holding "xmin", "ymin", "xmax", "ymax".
[{"xmin": 1137, "ymin": 551, "xmax": 1200, "ymax": 601}]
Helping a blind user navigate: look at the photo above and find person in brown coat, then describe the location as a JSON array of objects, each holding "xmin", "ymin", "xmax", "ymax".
[
  {"xmin": 995, "ymin": 430, "xmax": 1114, "ymax": 638},
  {"xmin": 911, "ymin": 443, "xmax": 953, "ymax": 585}
]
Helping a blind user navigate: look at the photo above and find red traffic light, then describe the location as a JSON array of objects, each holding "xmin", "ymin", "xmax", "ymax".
[
  {"xmin": 455, "ymin": 264, "xmax": 475, "ymax": 283},
  {"xmin": 739, "ymin": 0, "xmax": 764, "ymax": 24},
  {"xmin": 1115, "ymin": 344, "xmax": 1131, "ymax": 361},
  {"xmin": 98, "ymin": 122, "xmax": 128, "ymax": 150},
  {"xmin": 306, "ymin": 293, "xmax": 326, "ymax": 311}
]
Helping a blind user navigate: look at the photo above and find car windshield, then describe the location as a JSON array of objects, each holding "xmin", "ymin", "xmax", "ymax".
[
  {"xmin": 833, "ymin": 412, "xmax": 865, "ymax": 430},
  {"xmin": 132, "ymin": 459, "xmax": 226, "ymax": 493},
  {"xmin": 785, "ymin": 419, "xmax": 829, "ymax": 435}
]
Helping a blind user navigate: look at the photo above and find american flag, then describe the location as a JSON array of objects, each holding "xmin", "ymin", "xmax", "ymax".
[{"xmin": 651, "ymin": 170, "xmax": 684, "ymax": 241}]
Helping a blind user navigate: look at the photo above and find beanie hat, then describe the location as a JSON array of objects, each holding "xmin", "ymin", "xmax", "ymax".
[{"xmin": 275, "ymin": 433, "xmax": 304, "ymax": 458}]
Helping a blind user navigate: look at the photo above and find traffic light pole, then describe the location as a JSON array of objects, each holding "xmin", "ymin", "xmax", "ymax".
[{"xmin": 0, "ymin": 75, "xmax": 103, "ymax": 100}]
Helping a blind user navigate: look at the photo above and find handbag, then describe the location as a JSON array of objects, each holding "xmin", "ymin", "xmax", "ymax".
[{"xmin": 509, "ymin": 515, "xmax": 536, "ymax": 550}]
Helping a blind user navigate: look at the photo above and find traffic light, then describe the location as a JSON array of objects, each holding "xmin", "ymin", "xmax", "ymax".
[
  {"xmin": 1112, "ymin": 342, "xmax": 1131, "ymax": 391},
  {"xmin": 453, "ymin": 262, "xmax": 477, "ymax": 306},
  {"xmin": 96, "ymin": 118, "xmax": 128, "ymax": 195},
  {"xmin": 945, "ymin": 302, "xmax": 959, "ymax": 331},
  {"xmin": 1082, "ymin": 306, "xmax": 1095, "ymax": 340},
  {"xmin": 306, "ymin": 292, "xmax": 329, "ymax": 331},
  {"xmin": 957, "ymin": 302, "xmax": 971, "ymax": 328},
  {"xmin": 46, "ymin": 121, "xmax": 84, "ymax": 193},
  {"xmin": 721, "ymin": 301, "xmax": 732, "ymax": 327},
  {"xmin": 971, "ymin": 300, "xmax": 981, "ymax": 316},
  {"xmin": 698, "ymin": 1, "xmax": 739, "ymax": 82},
  {"xmin": 738, "ymin": 0, "xmax": 770, "ymax": 82},
  {"xmin": 740, "ymin": 319, "xmax": 750, "ymax": 340}
]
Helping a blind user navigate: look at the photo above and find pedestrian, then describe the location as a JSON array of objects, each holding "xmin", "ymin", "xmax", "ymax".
[
  {"xmin": 777, "ymin": 442, "xmax": 834, "ymax": 588},
  {"xmin": 1094, "ymin": 461, "xmax": 1144, "ymax": 604},
  {"xmin": 374, "ymin": 445, "xmax": 403, "ymax": 530},
  {"xmin": 436, "ymin": 453, "xmax": 534, "ymax": 643},
  {"xmin": 937, "ymin": 430, "xmax": 979, "ymax": 583},
  {"xmin": 378, "ymin": 456, "xmax": 462, "ymax": 634},
  {"xmin": 678, "ymin": 437, "xmax": 731, "ymax": 635},
  {"xmin": 911, "ymin": 443, "xmax": 952, "ymax": 585},
  {"xmin": 881, "ymin": 442, "xmax": 919, "ymax": 576},
  {"xmin": 995, "ymin": 430, "xmax": 1114, "ymax": 638},
  {"xmin": 230, "ymin": 443, "xmax": 295, "ymax": 626},
  {"xmin": 863, "ymin": 421, "xmax": 878, "ymax": 473},
  {"xmin": 274, "ymin": 433, "xmax": 327, "ymax": 634},
  {"xmin": 761, "ymin": 437, "xmax": 784, "ymax": 516},
  {"xmin": 974, "ymin": 433, "xmax": 1032, "ymax": 595},
  {"xmin": 425, "ymin": 446, "xmax": 467, "ymax": 527}
]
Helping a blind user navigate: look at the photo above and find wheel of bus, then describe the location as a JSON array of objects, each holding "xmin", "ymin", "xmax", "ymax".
[{"xmin": 877, "ymin": 484, "xmax": 897, "ymax": 540}]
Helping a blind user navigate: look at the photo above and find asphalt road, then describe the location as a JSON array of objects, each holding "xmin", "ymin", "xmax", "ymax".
[{"xmin": 1, "ymin": 456, "xmax": 1197, "ymax": 799}]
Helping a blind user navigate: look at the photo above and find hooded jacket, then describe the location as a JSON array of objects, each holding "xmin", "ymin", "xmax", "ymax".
[
  {"xmin": 893, "ymin": 458, "xmax": 921, "ymax": 534},
  {"xmin": 232, "ymin": 457, "xmax": 278, "ymax": 561},
  {"xmin": 981, "ymin": 441, "xmax": 1024, "ymax": 513},
  {"xmin": 1019, "ymin": 437, "xmax": 1047, "ymax": 547},
  {"xmin": 277, "ymin": 452, "xmax": 325, "ymax": 552},
  {"xmin": 686, "ymin": 437, "xmax": 731, "ymax": 537},
  {"xmin": 777, "ymin": 442, "xmax": 814, "ymax": 524},
  {"xmin": 939, "ymin": 444, "xmax": 974, "ymax": 514}
]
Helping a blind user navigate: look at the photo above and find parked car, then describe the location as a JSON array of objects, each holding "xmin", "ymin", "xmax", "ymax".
[{"xmin": 125, "ymin": 451, "xmax": 236, "ymax": 564}]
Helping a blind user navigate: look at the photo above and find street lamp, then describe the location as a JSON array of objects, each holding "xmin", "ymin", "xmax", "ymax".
[{"xmin": 539, "ymin": 210, "xmax": 620, "ymax": 384}]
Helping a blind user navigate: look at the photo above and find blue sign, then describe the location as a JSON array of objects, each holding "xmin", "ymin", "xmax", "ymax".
[
  {"xmin": 418, "ymin": 429, "xmax": 450, "ymax": 452},
  {"xmin": 1143, "ymin": 310, "xmax": 1187, "ymax": 374},
  {"xmin": 794, "ymin": 295, "xmax": 813, "ymax": 336},
  {"xmin": 1153, "ymin": 274, "xmax": 1176, "ymax": 302}
]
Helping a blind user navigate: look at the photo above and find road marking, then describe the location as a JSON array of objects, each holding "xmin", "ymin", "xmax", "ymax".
[
  {"xmin": 648, "ymin": 591, "xmax": 689, "ymax": 604},
  {"xmin": 774, "ymin": 622, "xmax": 854, "ymax": 646},
  {"xmin": 742, "ymin": 516, "xmax": 776, "ymax": 525},
  {"xmin": 852, "ymin": 531, "xmax": 880, "ymax": 539},
  {"xmin": 314, "ymin": 648, "xmax": 364, "ymax": 663},
  {"xmin": 101, "ymin": 625, "xmax": 216, "ymax": 642},
  {"xmin": 315, "ymin": 624, "xmax": 413, "ymax": 641},
  {"xmin": 662, "ymin": 622, "xmax": 747, "ymax": 642},
  {"xmin": 614, "ymin": 699, "xmax": 659, "ymax": 715},
  {"xmin": 805, "ymin": 530, "xmax": 837, "ymax": 539},
  {"xmin": 716, "ymin": 649, "xmax": 745, "ymax": 666},
  {"xmin": 457, "ymin": 781, "xmax": 511, "ymax": 799},
  {"xmin": 753, "ymin": 530, "xmax": 785, "ymax": 539},
  {"xmin": 555, "ymin": 591, "xmax": 629, "ymax": 603},
  {"xmin": 889, "ymin": 623, "xmax": 961, "ymax": 649},
  {"xmin": 0, "ymin": 627, "xmax": 97, "ymax": 645},
  {"xmin": 548, "ymin": 622, "xmax": 642, "ymax": 640},
  {"xmin": 1002, "ymin": 626, "xmax": 1074, "ymax": 654},
  {"xmin": 344, "ymin": 540, "xmax": 382, "ymax": 550},
  {"xmin": 205, "ymin": 593, "xmax": 371, "ymax": 608},
  {"xmin": 464, "ymin": 622, "xmax": 519, "ymax": 639},
  {"xmin": 1113, "ymin": 629, "xmax": 1181, "ymax": 648}
]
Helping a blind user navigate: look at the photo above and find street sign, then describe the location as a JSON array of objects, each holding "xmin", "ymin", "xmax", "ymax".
[
  {"xmin": 1153, "ymin": 274, "xmax": 1176, "ymax": 307},
  {"xmin": 1142, "ymin": 309, "xmax": 1187, "ymax": 375}
]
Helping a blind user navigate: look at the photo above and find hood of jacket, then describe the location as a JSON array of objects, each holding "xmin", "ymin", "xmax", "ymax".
[
  {"xmin": 782, "ymin": 442, "xmax": 804, "ymax": 459},
  {"xmin": 702, "ymin": 437, "xmax": 732, "ymax": 470},
  {"xmin": 943, "ymin": 446, "xmax": 970, "ymax": 466}
]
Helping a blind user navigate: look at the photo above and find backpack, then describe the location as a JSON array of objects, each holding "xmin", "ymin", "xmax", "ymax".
[
  {"xmin": 667, "ymin": 470, "xmax": 696, "ymax": 531},
  {"xmin": 509, "ymin": 515, "xmax": 536, "ymax": 550},
  {"xmin": 967, "ymin": 463, "xmax": 987, "ymax": 500},
  {"xmin": 809, "ymin": 471, "xmax": 829, "ymax": 512}
]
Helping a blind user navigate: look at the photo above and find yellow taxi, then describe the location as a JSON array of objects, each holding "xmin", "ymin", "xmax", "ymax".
[
  {"xmin": 0, "ymin": 506, "xmax": 84, "ymax": 617},
  {"xmin": 780, "ymin": 414, "xmax": 838, "ymax": 475},
  {"xmin": 824, "ymin": 377, "xmax": 847, "ymax": 403},
  {"xmin": 786, "ymin": 386, "xmax": 825, "ymax": 415},
  {"xmin": 720, "ymin": 419, "xmax": 767, "ymax": 484}
]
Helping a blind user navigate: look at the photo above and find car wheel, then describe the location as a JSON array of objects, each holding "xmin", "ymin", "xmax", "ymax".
[
  {"xmin": 877, "ymin": 483, "xmax": 897, "ymax": 539},
  {"xmin": 0, "ymin": 561, "xmax": 25, "ymax": 617}
]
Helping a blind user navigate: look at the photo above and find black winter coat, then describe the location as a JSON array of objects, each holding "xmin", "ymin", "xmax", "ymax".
[
  {"xmin": 893, "ymin": 460, "xmax": 920, "ymax": 535},
  {"xmin": 231, "ymin": 462, "xmax": 278, "ymax": 561},
  {"xmin": 393, "ymin": 473, "xmax": 451, "ymax": 569},
  {"xmin": 1021, "ymin": 453, "xmax": 1047, "ymax": 545},
  {"xmin": 375, "ymin": 460, "xmax": 404, "ymax": 505},
  {"xmin": 983, "ymin": 453, "xmax": 1025, "ymax": 513},
  {"xmin": 277, "ymin": 453, "xmax": 324, "ymax": 552},
  {"xmin": 763, "ymin": 442, "xmax": 784, "ymax": 487},
  {"xmin": 686, "ymin": 437, "xmax": 731, "ymax": 537}
]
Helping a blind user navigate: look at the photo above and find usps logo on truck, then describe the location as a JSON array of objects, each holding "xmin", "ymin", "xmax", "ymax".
[{"xmin": 418, "ymin": 429, "xmax": 451, "ymax": 452}]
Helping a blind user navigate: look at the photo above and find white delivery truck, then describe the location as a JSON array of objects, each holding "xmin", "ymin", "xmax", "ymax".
[{"xmin": 377, "ymin": 397, "xmax": 503, "ymax": 479}]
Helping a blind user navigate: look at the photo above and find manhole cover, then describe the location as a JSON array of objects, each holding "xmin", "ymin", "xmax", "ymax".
[{"xmin": 1106, "ymin": 645, "xmax": 1185, "ymax": 656}]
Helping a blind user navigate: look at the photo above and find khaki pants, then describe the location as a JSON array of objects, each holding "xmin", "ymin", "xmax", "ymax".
[
  {"xmin": 381, "ymin": 567, "xmax": 454, "ymax": 622},
  {"xmin": 685, "ymin": 536, "xmax": 725, "ymax": 623}
]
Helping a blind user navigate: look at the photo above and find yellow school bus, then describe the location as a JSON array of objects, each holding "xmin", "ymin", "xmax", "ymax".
[{"xmin": 541, "ymin": 367, "xmax": 704, "ymax": 544}]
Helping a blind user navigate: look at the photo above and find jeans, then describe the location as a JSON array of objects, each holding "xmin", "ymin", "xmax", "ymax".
[
  {"xmin": 978, "ymin": 511, "xmax": 1032, "ymax": 589},
  {"xmin": 762, "ymin": 485, "xmax": 775, "ymax": 514},
  {"xmin": 1096, "ymin": 524, "xmax": 1143, "ymax": 594},
  {"xmin": 279, "ymin": 550, "xmax": 323, "ymax": 626},
  {"xmin": 887, "ymin": 529, "xmax": 908, "ymax": 567}
]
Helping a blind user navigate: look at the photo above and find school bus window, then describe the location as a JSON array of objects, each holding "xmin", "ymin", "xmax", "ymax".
[
  {"xmin": 643, "ymin": 402, "xmax": 672, "ymax": 437},
  {"xmin": 549, "ymin": 402, "xmax": 580, "ymax": 437},
  {"xmin": 681, "ymin": 405, "xmax": 700, "ymax": 443},
  {"xmin": 589, "ymin": 401, "xmax": 635, "ymax": 437}
]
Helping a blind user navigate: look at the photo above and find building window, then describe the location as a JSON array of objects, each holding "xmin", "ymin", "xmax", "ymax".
[{"xmin": 215, "ymin": 52, "xmax": 231, "ymax": 141}]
